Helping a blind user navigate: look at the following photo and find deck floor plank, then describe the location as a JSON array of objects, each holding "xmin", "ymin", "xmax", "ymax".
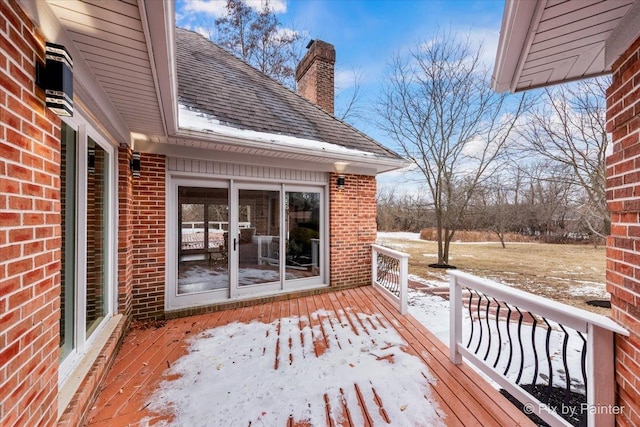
[{"xmin": 86, "ymin": 287, "xmax": 534, "ymax": 427}]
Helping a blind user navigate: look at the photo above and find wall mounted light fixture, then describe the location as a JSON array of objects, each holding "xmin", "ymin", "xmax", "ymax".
[
  {"xmin": 334, "ymin": 161, "xmax": 349, "ymax": 191},
  {"xmin": 131, "ymin": 152, "xmax": 141, "ymax": 178},
  {"xmin": 36, "ymin": 42, "xmax": 73, "ymax": 116}
]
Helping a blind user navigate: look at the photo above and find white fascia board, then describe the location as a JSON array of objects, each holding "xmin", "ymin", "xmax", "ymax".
[
  {"xmin": 136, "ymin": 139, "xmax": 390, "ymax": 176},
  {"xmin": 18, "ymin": 0, "xmax": 130, "ymax": 145},
  {"xmin": 605, "ymin": 0, "xmax": 640, "ymax": 70},
  {"xmin": 139, "ymin": 0, "xmax": 178, "ymax": 137},
  {"xmin": 492, "ymin": 0, "xmax": 545, "ymax": 93}
]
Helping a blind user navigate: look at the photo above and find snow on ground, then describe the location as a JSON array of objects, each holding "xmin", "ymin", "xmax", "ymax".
[
  {"xmin": 147, "ymin": 309, "xmax": 445, "ymax": 426},
  {"xmin": 376, "ymin": 231, "xmax": 422, "ymax": 241}
]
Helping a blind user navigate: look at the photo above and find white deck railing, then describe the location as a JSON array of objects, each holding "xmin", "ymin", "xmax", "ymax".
[
  {"xmin": 449, "ymin": 270, "xmax": 628, "ymax": 427},
  {"xmin": 371, "ymin": 244, "xmax": 409, "ymax": 314}
]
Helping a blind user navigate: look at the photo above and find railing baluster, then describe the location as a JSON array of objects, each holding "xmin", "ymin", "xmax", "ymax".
[
  {"xmin": 466, "ymin": 289, "xmax": 474, "ymax": 349},
  {"xmin": 474, "ymin": 290, "xmax": 483, "ymax": 355},
  {"xmin": 577, "ymin": 331, "xmax": 587, "ymax": 398},
  {"xmin": 558, "ymin": 324, "xmax": 572, "ymax": 408},
  {"xmin": 543, "ymin": 317, "xmax": 553, "ymax": 405},
  {"xmin": 503, "ymin": 302, "xmax": 513, "ymax": 375},
  {"xmin": 515, "ymin": 306, "xmax": 525, "ymax": 385},
  {"xmin": 493, "ymin": 298, "xmax": 502, "ymax": 369},
  {"xmin": 529, "ymin": 312, "xmax": 539, "ymax": 386},
  {"xmin": 483, "ymin": 294, "xmax": 492, "ymax": 362}
]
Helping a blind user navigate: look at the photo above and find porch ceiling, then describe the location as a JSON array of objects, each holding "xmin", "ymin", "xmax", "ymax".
[
  {"xmin": 493, "ymin": 0, "xmax": 639, "ymax": 93},
  {"xmin": 47, "ymin": 0, "xmax": 175, "ymax": 139}
]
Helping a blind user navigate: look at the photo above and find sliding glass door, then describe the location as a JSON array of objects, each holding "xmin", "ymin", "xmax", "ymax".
[{"xmin": 168, "ymin": 179, "xmax": 325, "ymax": 309}]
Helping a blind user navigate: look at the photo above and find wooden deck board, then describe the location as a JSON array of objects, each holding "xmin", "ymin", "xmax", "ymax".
[{"xmin": 86, "ymin": 287, "xmax": 534, "ymax": 427}]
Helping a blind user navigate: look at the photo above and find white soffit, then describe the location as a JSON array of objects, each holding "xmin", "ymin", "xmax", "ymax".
[
  {"xmin": 48, "ymin": 0, "xmax": 174, "ymax": 138},
  {"xmin": 493, "ymin": 0, "xmax": 637, "ymax": 93}
]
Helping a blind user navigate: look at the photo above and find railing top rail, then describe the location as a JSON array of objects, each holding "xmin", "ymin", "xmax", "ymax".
[
  {"xmin": 371, "ymin": 244, "xmax": 411, "ymax": 259},
  {"xmin": 450, "ymin": 270, "xmax": 628, "ymax": 336}
]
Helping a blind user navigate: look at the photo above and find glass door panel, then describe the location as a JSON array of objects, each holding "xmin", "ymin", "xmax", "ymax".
[
  {"xmin": 85, "ymin": 137, "xmax": 109, "ymax": 337},
  {"xmin": 237, "ymin": 189, "xmax": 280, "ymax": 287},
  {"xmin": 60, "ymin": 122, "xmax": 76, "ymax": 360},
  {"xmin": 178, "ymin": 187, "xmax": 229, "ymax": 294},
  {"xmin": 285, "ymin": 191, "xmax": 321, "ymax": 280}
]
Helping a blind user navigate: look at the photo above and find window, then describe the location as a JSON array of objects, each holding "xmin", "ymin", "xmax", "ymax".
[{"xmin": 59, "ymin": 118, "xmax": 116, "ymax": 383}]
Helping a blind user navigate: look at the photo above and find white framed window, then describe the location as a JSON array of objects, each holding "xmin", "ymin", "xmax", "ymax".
[{"xmin": 58, "ymin": 111, "xmax": 117, "ymax": 385}]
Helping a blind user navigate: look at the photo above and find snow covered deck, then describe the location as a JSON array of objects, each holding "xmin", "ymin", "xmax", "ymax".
[{"xmin": 85, "ymin": 287, "xmax": 533, "ymax": 426}]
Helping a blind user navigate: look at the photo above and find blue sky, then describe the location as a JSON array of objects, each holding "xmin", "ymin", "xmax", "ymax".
[{"xmin": 176, "ymin": 0, "xmax": 507, "ymax": 188}]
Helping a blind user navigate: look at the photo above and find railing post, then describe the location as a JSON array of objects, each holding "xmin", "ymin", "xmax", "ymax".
[
  {"xmin": 371, "ymin": 246, "xmax": 378, "ymax": 286},
  {"xmin": 449, "ymin": 273, "xmax": 462, "ymax": 365},
  {"xmin": 399, "ymin": 255, "xmax": 408, "ymax": 315},
  {"xmin": 587, "ymin": 324, "xmax": 616, "ymax": 427}
]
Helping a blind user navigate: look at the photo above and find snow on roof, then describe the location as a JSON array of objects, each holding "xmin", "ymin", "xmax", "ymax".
[
  {"xmin": 178, "ymin": 103, "xmax": 380, "ymax": 160},
  {"xmin": 146, "ymin": 308, "xmax": 445, "ymax": 426}
]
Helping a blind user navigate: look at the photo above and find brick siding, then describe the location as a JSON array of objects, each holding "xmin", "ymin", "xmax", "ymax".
[
  {"xmin": 329, "ymin": 173, "xmax": 376, "ymax": 288},
  {"xmin": 605, "ymin": 35, "xmax": 640, "ymax": 426},
  {"xmin": 118, "ymin": 146, "xmax": 133, "ymax": 316},
  {"xmin": 0, "ymin": 1, "xmax": 61, "ymax": 425},
  {"xmin": 131, "ymin": 153, "xmax": 166, "ymax": 319}
]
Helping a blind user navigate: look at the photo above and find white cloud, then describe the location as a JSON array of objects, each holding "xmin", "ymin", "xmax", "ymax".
[
  {"xmin": 462, "ymin": 27, "xmax": 500, "ymax": 70},
  {"xmin": 335, "ymin": 68, "xmax": 357, "ymax": 91},
  {"xmin": 182, "ymin": 0, "xmax": 288, "ymax": 18},
  {"xmin": 183, "ymin": 0, "xmax": 227, "ymax": 17},
  {"xmin": 246, "ymin": 0, "xmax": 287, "ymax": 13}
]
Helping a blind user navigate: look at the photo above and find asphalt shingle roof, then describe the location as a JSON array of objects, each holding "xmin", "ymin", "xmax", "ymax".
[{"xmin": 176, "ymin": 27, "xmax": 403, "ymax": 161}]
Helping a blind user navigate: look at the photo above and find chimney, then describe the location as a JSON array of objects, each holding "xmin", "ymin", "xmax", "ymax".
[{"xmin": 295, "ymin": 39, "xmax": 336, "ymax": 115}]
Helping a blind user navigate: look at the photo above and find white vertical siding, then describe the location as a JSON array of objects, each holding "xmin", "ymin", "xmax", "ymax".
[{"xmin": 167, "ymin": 158, "xmax": 328, "ymax": 183}]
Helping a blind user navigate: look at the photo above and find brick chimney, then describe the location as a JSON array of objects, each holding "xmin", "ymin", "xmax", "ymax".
[{"xmin": 295, "ymin": 39, "xmax": 336, "ymax": 115}]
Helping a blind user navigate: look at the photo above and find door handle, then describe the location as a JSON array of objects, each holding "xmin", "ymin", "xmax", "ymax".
[{"xmin": 233, "ymin": 238, "xmax": 238, "ymax": 251}]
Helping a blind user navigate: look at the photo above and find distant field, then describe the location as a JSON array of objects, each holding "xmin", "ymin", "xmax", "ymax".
[{"xmin": 376, "ymin": 232, "xmax": 609, "ymax": 315}]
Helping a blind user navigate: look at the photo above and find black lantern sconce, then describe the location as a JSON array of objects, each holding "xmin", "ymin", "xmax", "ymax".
[
  {"xmin": 130, "ymin": 152, "xmax": 141, "ymax": 178},
  {"xmin": 334, "ymin": 161, "xmax": 349, "ymax": 191},
  {"xmin": 36, "ymin": 42, "xmax": 73, "ymax": 117}
]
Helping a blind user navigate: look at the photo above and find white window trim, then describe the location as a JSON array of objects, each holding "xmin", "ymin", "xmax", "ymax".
[{"xmin": 58, "ymin": 107, "xmax": 118, "ymax": 389}]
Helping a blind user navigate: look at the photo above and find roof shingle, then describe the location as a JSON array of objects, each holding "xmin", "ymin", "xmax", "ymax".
[{"xmin": 176, "ymin": 27, "xmax": 402, "ymax": 161}]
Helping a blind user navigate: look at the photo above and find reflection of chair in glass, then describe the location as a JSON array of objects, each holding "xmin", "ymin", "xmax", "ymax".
[
  {"xmin": 208, "ymin": 232, "xmax": 228, "ymax": 266},
  {"xmin": 256, "ymin": 236, "xmax": 279, "ymax": 265}
]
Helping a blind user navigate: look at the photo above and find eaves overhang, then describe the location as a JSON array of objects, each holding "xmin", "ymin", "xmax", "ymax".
[
  {"xmin": 492, "ymin": 0, "xmax": 639, "ymax": 93},
  {"xmin": 133, "ymin": 127, "xmax": 410, "ymax": 175}
]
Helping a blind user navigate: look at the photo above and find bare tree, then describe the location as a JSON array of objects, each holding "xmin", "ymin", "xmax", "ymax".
[
  {"xmin": 377, "ymin": 30, "xmax": 528, "ymax": 266},
  {"xmin": 211, "ymin": 0, "xmax": 302, "ymax": 88},
  {"xmin": 519, "ymin": 77, "xmax": 610, "ymax": 238},
  {"xmin": 376, "ymin": 187, "xmax": 432, "ymax": 232},
  {"xmin": 336, "ymin": 68, "xmax": 365, "ymax": 122}
]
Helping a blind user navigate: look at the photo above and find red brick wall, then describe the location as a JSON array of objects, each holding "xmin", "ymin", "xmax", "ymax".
[
  {"xmin": 118, "ymin": 146, "xmax": 133, "ymax": 316},
  {"xmin": 329, "ymin": 173, "xmax": 376, "ymax": 287},
  {"xmin": 0, "ymin": 1, "xmax": 61, "ymax": 425},
  {"xmin": 131, "ymin": 153, "xmax": 166, "ymax": 319},
  {"xmin": 605, "ymin": 35, "xmax": 640, "ymax": 426}
]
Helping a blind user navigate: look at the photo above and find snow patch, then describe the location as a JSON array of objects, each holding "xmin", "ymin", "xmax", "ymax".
[
  {"xmin": 147, "ymin": 309, "xmax": 445, "ymax": 426},
  {"xmin": 178, "ymin": 104, "xmax": 377, "ymax": 159}
]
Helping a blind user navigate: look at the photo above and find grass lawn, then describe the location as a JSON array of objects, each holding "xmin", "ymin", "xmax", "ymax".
[{"xmin": 376, "ymin": 233, "xmax": 609, "ymax": 316}]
